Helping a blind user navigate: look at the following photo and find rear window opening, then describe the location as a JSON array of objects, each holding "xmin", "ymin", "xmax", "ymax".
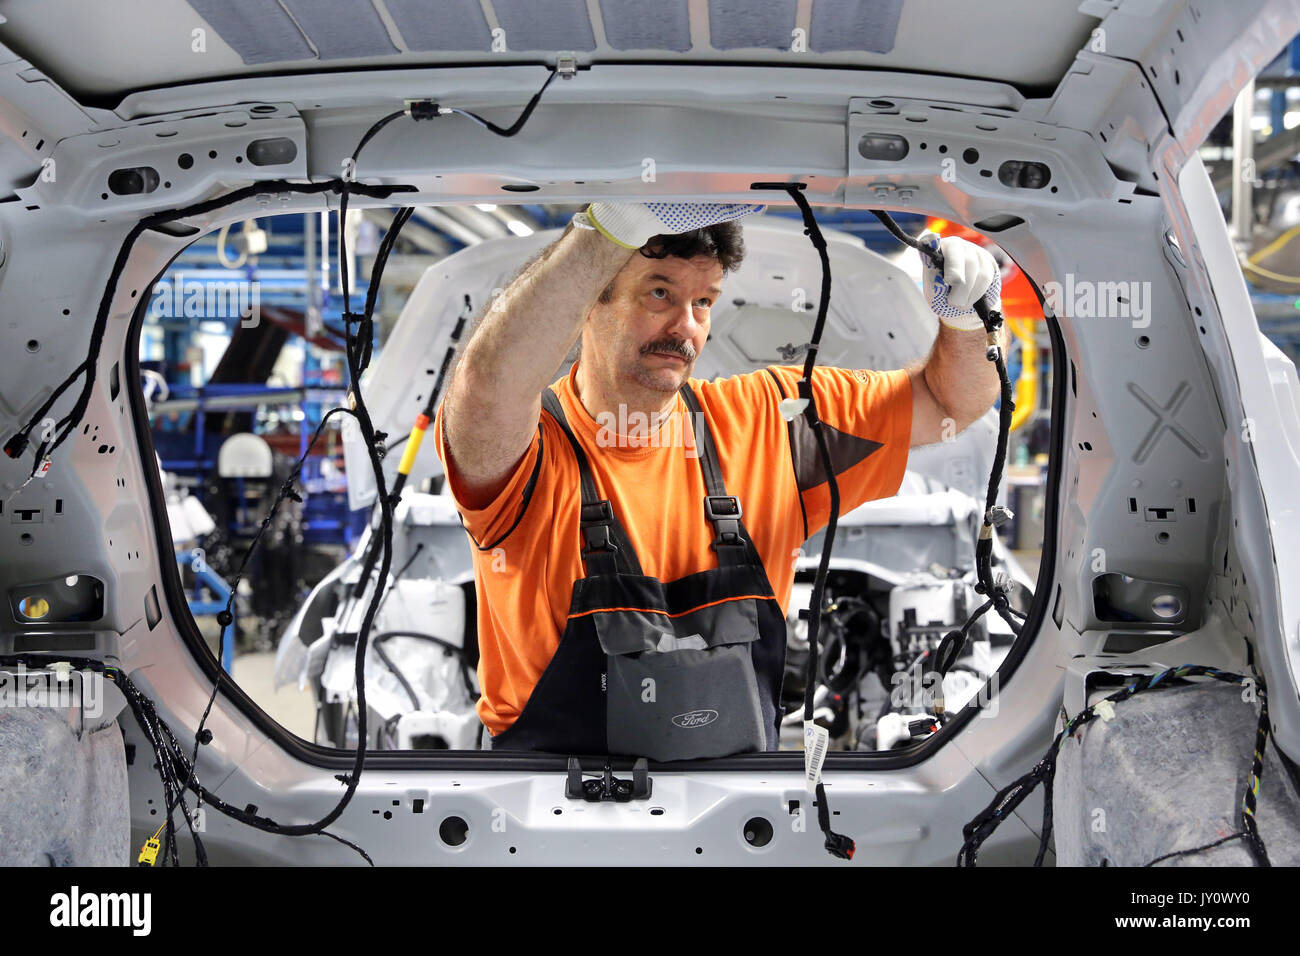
[{"xmin": 138, "ymin": 203, "xmax": 1053, "ymax": 762}]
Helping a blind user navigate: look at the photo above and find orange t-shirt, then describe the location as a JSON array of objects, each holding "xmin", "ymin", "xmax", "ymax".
[{"xmin": 433, "ymin": 362, "xmax": 913, "ymax": 736}]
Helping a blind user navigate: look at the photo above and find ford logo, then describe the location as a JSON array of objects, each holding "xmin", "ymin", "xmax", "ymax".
[{"xmin": 672, "ymin": 710, "xmax": 719, "ymax": 728}]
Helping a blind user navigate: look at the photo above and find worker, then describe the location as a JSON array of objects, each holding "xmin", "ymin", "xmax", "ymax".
[{"xmin": 433, "ymin": 201, "xmax": 1006, "ymax": 759}]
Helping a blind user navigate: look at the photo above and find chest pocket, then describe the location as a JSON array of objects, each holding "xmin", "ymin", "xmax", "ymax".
[{"xmin": 590, "ymin": 589, "xmax": 766, "ymax": 761}]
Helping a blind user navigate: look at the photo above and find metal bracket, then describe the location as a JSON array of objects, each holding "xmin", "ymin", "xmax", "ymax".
[{"xmin": 565, "ymin": 757, "xmax": 652, "ymax": 802}]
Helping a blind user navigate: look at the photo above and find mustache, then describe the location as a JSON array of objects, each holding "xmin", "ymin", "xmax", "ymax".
[{"xmin": 639, "ymin": 338, "xmax": 697, "ymax": 361}]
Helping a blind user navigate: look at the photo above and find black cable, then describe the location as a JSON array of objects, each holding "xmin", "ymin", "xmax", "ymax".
[
  {"xmin": 865, "ymin": 211, "xmax": 1022, "ymax": 734},
  {"xmin": 3, "ymin": 178, "xmax": 412, "ymax": 480},
  {"xmin": 320, "ymin": 75, "xmax": 558, "ymax": 779},
  {"xmin": 442, "ymin": 69, "xmax": 559, "ymax": 137},
  {"xmin": 1142, "ymin": 831, "xmax": 1249, "ymax": 867},
  {"xmin": 0, "ymin": 654, "xmax": 370, "ymax": 864},
  {"xmin": 339, "ymin": 90, "xmax": 557, "ymax": 603},
  {"xmin": 163, "ymin": 75, "xmax": 558, "ymax": 855},
  {"xmin": 373, "ymin": 641, "xmax": 422, "ymax": 712},
  {"xmin": 348, "ymin": 293, "xmax": 473, "ymax": 600},
  {"xmin": 955, "ymin": 665, "xmax": 1270, "ymax": 867},
  {"xmin": 374, "ymin": 630, "xmax": 476, "ymax": 700},
  {"xmin": 750, "ymin": 181, "xmax": 854, "ymax": 861},
  {"xmin": 158, "ymin": 68, "xmax": 560, "ymax": 851},
  {"xmin": 750, "ymin": 197, "xmax": 1017, "ymax": 859},
  {"xmin": 72, "ymin": 180, "xmax": 410, "ymax": 863},
  {"xmin": 372, "ymin": 542, "xmax": 425, "ymax": 618}
]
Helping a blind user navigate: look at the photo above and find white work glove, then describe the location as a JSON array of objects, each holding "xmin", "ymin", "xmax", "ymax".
[
  {"xmin": 579, "ymin": 201, "xmax": 765, "ymax": 249},
  {"xmin": 919, "ymin": 231, "xmax": 1002, "ymax": 331}
]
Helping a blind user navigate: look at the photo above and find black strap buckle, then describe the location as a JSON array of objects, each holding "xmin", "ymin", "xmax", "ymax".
[
  {"xmin": 704, "ymin": 495, "xmax": 744, "ymax": 548},
  {"xmin": 580, "ymin": 500, "xmax": 618, "ymax": 558}
]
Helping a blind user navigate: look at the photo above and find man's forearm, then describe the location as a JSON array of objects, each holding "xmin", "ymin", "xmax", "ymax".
[
  {"xmin": 441, "ymin": 223, "xmax": 634, "ymax": 498},
  {"xmin": 458, "ymin": 225, "xmax": 633, "ymax": 395},
  {"xmin": 922, "ymin": 322, "xmax": 1012, "ymax": 431}
]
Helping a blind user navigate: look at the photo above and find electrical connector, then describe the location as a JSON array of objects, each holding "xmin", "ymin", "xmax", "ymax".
[
  {"xmin": 137, "ymin": 828, "xmax": 162, "ymax": 867},
  {"xmin": 986, "ymin": 504, "xmax": 1014, "ymax": 527},
  {"xmin": 404, "ymin": 99, "xmax": 443, "ymax": 121},
  {"xmin": 3, "ymin": 433, "xmax": 28, "ymax": 458}
]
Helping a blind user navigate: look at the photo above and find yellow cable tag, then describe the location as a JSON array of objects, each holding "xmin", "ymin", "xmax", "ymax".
[{"xmin": 138, "ymin": 836, "xmax": 161, "ymax": 866}]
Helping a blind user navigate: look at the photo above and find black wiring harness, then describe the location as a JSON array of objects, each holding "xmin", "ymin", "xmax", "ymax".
[
  {"xmin": 748, "ymin": 182, "xmax": 857, "ymax": 859},
  {"xmin": 749, "ymin": 187, "xmax": 1024, "ymax": 860},
  {"xmin": 0, "ymin": 69, "xmax": 561, "ymax": 866},
  {"xmin": 956, "ymin": 664, "xmax": 1272, "ymax": 867},
  {"xmin": 3, "ymin": 177, "xmax": 414, "ymax": 865},
  {"xmin": 860, "ymin": 219, "xmax": 1274, "ymax": 870},
  {"xmin": 0, "ymin": 653, "xmax": 371, "ymax": 865}
]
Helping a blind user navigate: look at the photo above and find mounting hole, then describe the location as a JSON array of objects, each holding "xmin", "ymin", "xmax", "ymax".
[
  {"xmin": 25, "ymin": 339, "xmax": 38, "ymax": 352},
  {"xmin": 694, "ymin": 846, "xmax": 703, "ymax": 855},
  {"xmin": 742, "ymin": 816, "xmax": 774, "ymax": 848},
  {"xmin": 438, "ymin": 816, "xmax": 469, "ymax": 847},
  {"xmin": 508, "ymin": 846, "xmax": 517, "ymax": 854},
  {"xmin": 178, "ymin": 153, "xmax": 194, "ymax": 169},
  {"xmin": 962, "ymin": 147, "xmax": 980, "ymax": 164},
  {"xmin": 1151, "ymin": 594, "xmax": 1181, "ymax": 618},
  {"xmin": 1136, "ymin": 335, "xmax": 1150, "ymax": 348},
  {"xmin": 552, "ymin": 807, "xmax": 563, "ymax": 815},
  {"xmin": 208, "ymin": 150, "xmax": 218, "ymax": 159},
  {"xmin": 20, "ymin": 533, "xmax": 33, "ymax": 546},
  {"xmin": 938, "ymin": 144, "xmax": 948, "ymax": 154},
  {"xmin": 61, "ymin": 309, "xmax": 70, "ymax": 316},
  {"xmin": 868, "ymin": 98, "xmax": 895, "ymax": 109},
  {"xmin": 1050, "ymin": 186, "xmax": 1058, "ymax": 193},
  {"xmin": 649, "ymin": 807, "xmax": 665, "ymax": 816},
  {"xmin": 501, "ymin": 183, "xmax": 539, "ymax": 192},
  {"xmin": 1156, "ymin": 531, "xmax": 1170, "ymax": 544},
  {"xmin": 250, "ymin": 104, "xmax": 276, "ymax": 114}
]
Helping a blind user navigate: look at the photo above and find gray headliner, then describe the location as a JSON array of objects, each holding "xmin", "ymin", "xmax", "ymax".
[{"xmin": 0, "ymin": 0, "xmax": 1097, "ymax": 103}]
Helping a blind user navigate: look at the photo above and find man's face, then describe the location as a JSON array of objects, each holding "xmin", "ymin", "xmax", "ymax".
[{"xmin": 584, "ymin": 252, "xmax": 723, "ymax": 394}]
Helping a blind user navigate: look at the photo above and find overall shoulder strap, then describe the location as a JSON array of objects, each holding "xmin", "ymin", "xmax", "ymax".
[
  {"xmin": 540, "ymin": 388, "xmax": 642, "ymax": 576},
  {"xmin": 678, "ymin": 384, "xmax": 759, "ymax": 568}
]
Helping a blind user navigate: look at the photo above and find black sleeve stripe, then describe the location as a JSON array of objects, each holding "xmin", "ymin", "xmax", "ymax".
[
  {"xmin": 764, "ymin": 367, "xmax": 808, "ymax": 544},
  {"xmin": 479, "ymin": 424, "xmax": 545, "ymax": 552}
]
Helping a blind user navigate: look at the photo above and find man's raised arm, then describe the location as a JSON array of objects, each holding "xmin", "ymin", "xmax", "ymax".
[{"xmin": 440, "ymin": 223, "xmax": 634, "ymax": 509}]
